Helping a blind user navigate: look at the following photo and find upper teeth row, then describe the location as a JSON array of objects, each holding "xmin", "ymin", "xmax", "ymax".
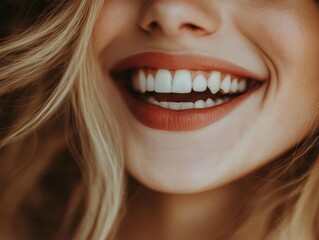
[{"xmin": 132, "ymin": 69, "xmax": 247, "ymax": 94}]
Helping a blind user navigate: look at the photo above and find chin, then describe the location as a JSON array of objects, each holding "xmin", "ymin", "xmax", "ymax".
[{"xmin": 121, "ymin": 86, "xmax": 269, "ymax": 194}]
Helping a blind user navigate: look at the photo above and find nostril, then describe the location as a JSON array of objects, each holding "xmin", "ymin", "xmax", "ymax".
[
  {"xmin": 183, "ymin": 23, "xmax": 202, "ymax": 31},
  {"xmin": 149, "ymin": 21, "xmax": 159, "ymax": 31},
  {"xmin": 181, "ymin": 23, "xmax": 208, "ymax": 35},
  {"xmin": 138, "ymin": 2, "xmax": 219, "ymax": 37},
  {"xmin": 144, "ymin": 21, "xmax": 212, "ymax": 36}
]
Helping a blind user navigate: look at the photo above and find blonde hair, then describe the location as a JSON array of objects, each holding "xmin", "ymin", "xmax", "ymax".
[
  {"xmin": 0, "ymin": 1, "xmax": 318, "ymax": 239},
  {"xmin": 0, "ymin": 1, "xmax": 124, "ymax": 239},
  {"xmin": 233, "ymin": 116, "xmax": 319, "ymax": 240}
]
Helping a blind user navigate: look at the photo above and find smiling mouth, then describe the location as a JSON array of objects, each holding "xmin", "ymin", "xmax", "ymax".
[
  {"xmin": 130, "ymin": 68, "xmax": 253, "ymax": 110},
  {"xmin": 110, "ymin": 52, "xmax": 264, "ymax": 131}
]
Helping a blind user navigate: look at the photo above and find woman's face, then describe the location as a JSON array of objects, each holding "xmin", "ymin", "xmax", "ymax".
[{"xmin": 93, "ymin": 0, "xmax": 319, "ymax": 193}]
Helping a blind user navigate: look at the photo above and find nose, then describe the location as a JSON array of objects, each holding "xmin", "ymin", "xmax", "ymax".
[{"xmin": 138, "ymin": 0, "xmax": 220, "ymax": 38}]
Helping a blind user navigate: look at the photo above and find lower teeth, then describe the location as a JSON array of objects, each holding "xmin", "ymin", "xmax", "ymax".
[{"xmin": 145, "ymin": 97, "xmax": 231, "ymax": 110}]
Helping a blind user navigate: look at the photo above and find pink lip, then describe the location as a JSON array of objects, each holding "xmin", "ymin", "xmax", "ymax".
[{"xmin": 110, "ymin": 52, "xmax": 263, "ymax": 131}]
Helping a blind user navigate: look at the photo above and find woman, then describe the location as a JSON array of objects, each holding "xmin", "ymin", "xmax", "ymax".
[{"xmin": 0, "ymin": 0, "xmax": 318, "ymax": 239}]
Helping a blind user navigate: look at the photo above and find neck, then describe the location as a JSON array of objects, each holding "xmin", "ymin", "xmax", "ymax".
[{"xmin": 118, "ymin": 177, "xmax": 249, "ymax": 240}]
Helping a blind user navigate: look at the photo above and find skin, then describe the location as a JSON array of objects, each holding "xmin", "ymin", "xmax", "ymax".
[{"xmin": 93, "ymin": 0, "xmax": 319, "ymax": 239}]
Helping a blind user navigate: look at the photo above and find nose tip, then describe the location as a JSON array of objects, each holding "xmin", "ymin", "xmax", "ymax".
[{"xmin": 138, "ymin": 1, "xmax": 219, "ymax": 37}]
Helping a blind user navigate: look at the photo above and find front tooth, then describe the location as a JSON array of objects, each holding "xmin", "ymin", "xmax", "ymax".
[
  {"xmin": 193, "ymin": 74, "xmax": 207, "ymax": 92},
  {"xmin": 146, "ymin": 74, "xmax": 155, "ymax": 91},
  {"xmin": 155, "ymin": 69, "xmax": 172, "ymax": 93},
  {"xmin": 133, "ymin": 70, "xmax": 146, "ymax": 93},
  {"xmin": 180, "ymin": 102, "xmax": 194, "ymax": 110},
  {"xmin": 238, "ymin": 80, "xmax": 247, "ymax": 92},
  {"xmin": 220, "ymin": 75, "xmax": 231, "ymax": 94},
  {"xmin": 230, "ymin": 79, "xmax": 239, "ymax": 93},
  {"xmin": 194, "ymin": 100, "xmax": 206, "ymax": 109},
  {"xmin": 207, "ymin": 71, "xmax": 221, "ymax": 94},
  {"xmin": 168, "ymin": 102, "xmax": 181, "ymax": 110},
  {"xmin": 206, "ymin": 98, "xmax": 215, "ymax": 108},
  {"xmin": 172, "ymin": 70, "xmax": 192, "ymax": 93}
]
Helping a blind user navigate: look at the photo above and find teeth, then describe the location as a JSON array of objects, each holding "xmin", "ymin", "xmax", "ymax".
[
  {"xmin": 155, "ymin": 69, "xmax": 172, "ymax": 93},
  {"xmin": 147, "ymin": 97, "xmax": 159, "ymax": 106},
  {"xmin": 220, "ymin": 75, "xmax": 231, "ymax": 94},
  {"xmin": 207, "ymin": 71, "xmax": 221, "ymax": 94},
  {"xmin": 147, "ymin": 97, "xmax": 230, "ymax": 110},
  {"xmin": 193, "ymin": 74, "xmax": 207, "ymax": 92},
  {"xmin": 230, "ymin": 79, "xmax": 239, "ymax": 93},
  {"xmin": 133, "ymin": 69, "xmax": 249, "ymax": 95},
  {"xmin": 133, "ymin": 70, "xmax": 147, "ymax": 93},
  {"xmin": 168, "ymin": 102, "xmax": 181, "ymax": 110},
  {"xmin": 215, "ymin": 98, "xmax": 223, "ymax": 105},
  {"xmin": 238, "ymin": 80, "xmax": 247, "ymax": 92},
  {"xmin": 172, "ymin": 70, "xmax": 192, "ymax": 93},
  {"xmin": 180, "ymin": 102, "xmax": 194, "ymax": 110},
  {"xmin": 159, "ymin": 102, "xmax": 169, "ymax": 108},
  {"xmin": 206, "ymin": 98, "xmax": 215, "ymax": 107},
  {"xmin": 194, "ymin": 100, "xmax": 206, "ymax": 109},
  {"xmin": 146, "ymin": 74, "xmax": 155, "ymax": 91}
]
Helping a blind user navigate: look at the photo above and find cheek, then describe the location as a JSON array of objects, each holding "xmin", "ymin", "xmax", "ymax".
[
  {"xmin": 236, "ymin": 6, "xmax": 319, "ymax": 75},
  {"xmin": 263, "ymin": 13, "xmax": 319, "ymax": 100},
  {"xmin": 263, "ymin": 15, "xmax": 319, "ymax": 76},
  {"xmin": 92, "ymin": 1, "xmax": 138, "ymax": 57},
  {"xmin": 249, "ymin": 10, "xmax": 319, "ymax": 129},
  {"xmin": 237, "ymin": 6, "xmax": 319, "ymax": 109}
]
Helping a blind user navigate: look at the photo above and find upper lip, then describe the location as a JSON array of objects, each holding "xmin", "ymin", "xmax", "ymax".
[{"xmin": 110, "ymin": 52, "xmax": 265, "ymax": 81}]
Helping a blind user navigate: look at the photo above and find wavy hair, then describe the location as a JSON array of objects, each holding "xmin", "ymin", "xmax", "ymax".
[
  {"xmin": 0, "ymin": 1, "xmax": 318, "ymax": 240},
  {"xmin": 0, "ymin": 0, "xmax": 124, "ymax": 239}
]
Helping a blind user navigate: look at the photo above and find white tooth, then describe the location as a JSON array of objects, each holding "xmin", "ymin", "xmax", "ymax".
[
  {"xmin": 193, "ymin": 74, "xmax": 207, "ymax": 92},
  {"xmin": 172, "ymin": 70, "xmax": 192, "ymax": 93},
  {"xmin": 238, "ymin": 80, "xmax": 247, "ymax": 92},
  {"xmin": 230, "ymin": 79, "xmax": 239, "ymax": 93},
  {"xmin": 155, "ymin": 69, "xmax": 172, "ymax": 93},
  {"xmin": 146, "ymin": 74, "xmax": 155, "ymax": 91},
  {"xmin": 168, "ymin": 102, "xmax": 181, "ymax": 110},
  {"xmin": 215, "ymin": 98, "xmax": 223, "ymax": 105},
  {"xmin": 133, "ymin": 70, "xmax": 146, "ymax": 93},
  {"xmin": 220, "ymin": 75, "xmax": 231, "ymax": 94},
  {"xmin": 207, "ymin": 71, "xmax": 221, "ymax": 94},
  {"xmin": 159, "ymin": 102, "xmax": 169, "ymax": 108},
  {"xmin": 194, "ymin": 100, "xmax": 206, "ymax": 109},
  {"xmin": 148, "ymin": 97, "xmax": 159, "ymax": 106},
  {"xmin": 180, "ymin": 102, "xmax": 194, "ymax": 110},
  {"xmin": 206, "ymin": 98, "xmax": 215, "ymax": 108}
]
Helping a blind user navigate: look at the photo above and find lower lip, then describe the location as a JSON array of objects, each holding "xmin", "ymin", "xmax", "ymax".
[{"xmin": 118, "ymin": 85, "xmax": 260, "ymax": 131}]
